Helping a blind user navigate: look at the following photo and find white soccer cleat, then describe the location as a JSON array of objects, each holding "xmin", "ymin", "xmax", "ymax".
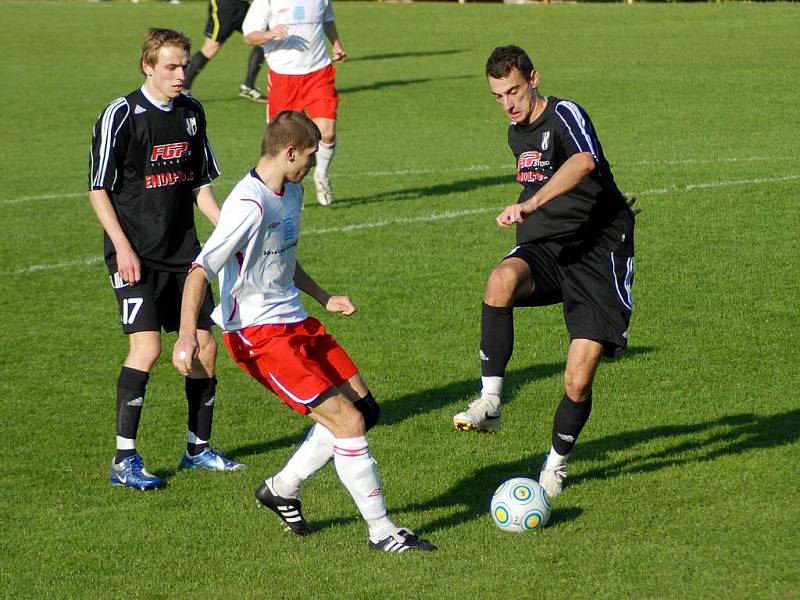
[
  {"xmin": 452, "ymin": 395, "xmax": 501, "ymax": 433},
  {"xmin": 314, "ymin": 177, "xmax": 334, "ymax": 206},
  {"xmin": 538, "ymin": 458, "xmax": 567, "ymax": 499}
]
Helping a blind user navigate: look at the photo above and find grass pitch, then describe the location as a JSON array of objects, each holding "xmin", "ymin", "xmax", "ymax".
[{"xmin": 1, "ymin": 2, "xmax": 798, "ymax": 598}]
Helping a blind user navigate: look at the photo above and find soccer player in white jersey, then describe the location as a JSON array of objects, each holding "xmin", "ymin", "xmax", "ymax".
[
  {"xmin": 242, "ymin": 0, "xmax": 346, "ymax": 207},
  {"xmin": 172, "ymin": 111, "xmax": 436, "ymax": 553}
]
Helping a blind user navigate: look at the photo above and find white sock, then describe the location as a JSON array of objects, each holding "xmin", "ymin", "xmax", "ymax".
[
  {"xmin": 314, "ymin": 139, "xmax": 336, "ymax": 181},
  {"xmin": 116, "ymin": 435, "xmax": 136, "ymax": 451},
  {"xmin": 481, "ymin": 376, "xmax": 503, "ymax": 399},
  {"xmin": 546, "ymin": 446, "xmax": 569, "ymax": 469},
  {"xmin": 333, "ymin": 436, "xmax": 389, "ymax": 525},
  {"xmin": 187, "ymin": 431, "xmax": 208, "ymax": 445},
  {"xmin": 273, "ymin": 423, "xmax": 335, "ymax": 498}
]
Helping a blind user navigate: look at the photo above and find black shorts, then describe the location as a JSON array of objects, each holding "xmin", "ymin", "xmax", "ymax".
[
  {"xmin": 505, "ymin": 240, "xmax": 635, "ymax": 358},
  {"xmin": 109, "ymin": 266, "xmax": 215, "ymax": 334},
  {"xmin": 205, "ymin": 0, "xmax": 250, "ymax": 44}
]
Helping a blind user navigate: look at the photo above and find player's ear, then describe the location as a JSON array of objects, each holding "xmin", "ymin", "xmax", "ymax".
[
  {"xmin": 286, "ymin": 145, "xmax": 296, "ymax": 161},
  {"xmin": 530, "ymin": 69, "xmax": 540, "ymax": 89}
]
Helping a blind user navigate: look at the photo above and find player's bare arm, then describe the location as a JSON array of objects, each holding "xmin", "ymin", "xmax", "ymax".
[
  {"xmin": 323, "ymin": 22, "xmax": 346, "ymax": 62},
  {"xmin": 294, "ymin": 260, "xmax": 356, "ymax": 315},
  {"xmin": 173, "ymin": 266, "xmax": 208, "ymax": 375},
  {"xmin": 244, "ymin": 25, "xmax": 290, "ymax": 47},
  {"xmin": 88, "ymin": 189, "xmax": 141, "ymax": 285},
  {"xmin": 194, "ymin": 185, "xmax": 221, "ymax": 226},
  {"xmin": 496, "ymin": 151, "xmax": 596, "ymax": 228}
]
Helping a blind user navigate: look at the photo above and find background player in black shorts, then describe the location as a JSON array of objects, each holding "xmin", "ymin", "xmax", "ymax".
[
  {"xmin": 453, "ymin": 45, "xmax": 637, "ymax": 498},
  {"xmin": 184, "ymin": 0, "xmax": 267, "ymax": 102},
  {"xmin": 89, "ymin": 28, "xmax": 244, "ymax": 491}
]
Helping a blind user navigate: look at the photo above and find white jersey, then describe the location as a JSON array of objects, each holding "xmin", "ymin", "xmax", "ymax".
[
  {"xmin": 194, "ymin": 170, "xmax": 307, "ymax": 331},
  {"xmin": 243, "ymin": 0, "xmax": 334, "ymax": 75}
]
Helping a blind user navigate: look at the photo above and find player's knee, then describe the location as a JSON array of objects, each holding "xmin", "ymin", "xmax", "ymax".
[
  {"xmin": 354, "ymin": 392, "xmax": 381, "ymax": 431},
  {"xmin": 128, "ymin": 336, "xmax": 161, "ymax": 367},
  {"xmin": 564, "ymin": 376, "xmax": 592, "ymax": 402},
  {"xmin": 343, "ymin": 407, "xmax": 366, "ymax": 438},
  {"xmin": 485, "ymin": 266, "xmax": 519, "ymax": 306}
]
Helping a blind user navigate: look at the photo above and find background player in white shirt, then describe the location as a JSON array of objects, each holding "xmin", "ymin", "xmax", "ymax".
[
  {"xmin": 242, "ymin": 0, "xmax": 346, "ymax": 206},
  {"xmin": 172, "ymin": 111, "xmax": 436, "ymax": 553}
]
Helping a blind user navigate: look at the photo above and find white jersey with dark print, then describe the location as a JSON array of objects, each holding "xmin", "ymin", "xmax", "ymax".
[
  {"xmin": 193, "ymin": 170, "xmax": 307, "ymax": 330},
  {"xmin": 242, "ymin": 0, "xmax": 334, "ymax": 75}
]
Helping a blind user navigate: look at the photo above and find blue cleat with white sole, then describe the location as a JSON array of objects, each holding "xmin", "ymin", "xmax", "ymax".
[
  {"xmin": 109, "ymin": 454, "xmax": 162, "ymax": 490},
  {"xmin": 179, "ymin": 447, "xmax": 246, "ymax": 471}
]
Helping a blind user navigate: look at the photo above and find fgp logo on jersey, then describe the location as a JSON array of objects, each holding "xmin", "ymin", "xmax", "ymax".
[
  {"xmin": 185, "ymin": 117, "xmax": 197, "ymax": 136},
  {"xmin": 283, "ymin": 217, "xmax": 295, "ymax": 242},
  {"xmin": 151, "ymin": 142, "xmax": 189, "ymax": 161}
]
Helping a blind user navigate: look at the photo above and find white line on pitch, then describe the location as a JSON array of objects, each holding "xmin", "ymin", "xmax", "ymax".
[
  {"xmin": 5, "ymin": 173, "xmax": 799, "ymax": 276},
  {"xmin": 0, "ymin": 155, "xmax": 794, "ymax": 205}
]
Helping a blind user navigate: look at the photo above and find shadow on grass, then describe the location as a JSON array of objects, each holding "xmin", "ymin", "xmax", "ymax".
[
  {"xmin": 347, "ymin": 49, "xmax": 466, "ymax": 62},
  {"xmin": 332, "ymin": 173, "xmax": 512, "ymax": 209},
  {"xmin": 380, "ymin": 344, "xmax": 655, "ymax": 425},
  {"xmin": 394, "ymin": 408, "xmax": 800, "ymax": 534},
  {"xmin": 337, "ymin": 74, "xmax": 474, "ymax": 95}
]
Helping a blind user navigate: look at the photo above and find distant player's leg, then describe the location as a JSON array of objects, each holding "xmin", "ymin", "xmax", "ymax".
[
  {"xmin": 239, "ymin": 47, "xmax": 267, "ymax": 103},
  {"xmin": 184, "ymin": 38, "xmax": 221, "ymax": 94},
  {"xmin": 453, "ymin": 257, "xmax": 533, "ymax": 432},
  {"xmin": 539, "ymin": 338, "xmax": 603, "ymax": 498},
  {"xmin": 308, "ymin": 66, "xmax": 339, "ymax": 206}
]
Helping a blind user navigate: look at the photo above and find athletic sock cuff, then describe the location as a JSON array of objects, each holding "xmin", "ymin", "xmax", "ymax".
[
  {"xmin": 118, "ymin": 367, "xmax": 149, "ymax": 391},
  {"xmin": 482, "ymin": 302, "xmax": 513, "ymax": 315}
]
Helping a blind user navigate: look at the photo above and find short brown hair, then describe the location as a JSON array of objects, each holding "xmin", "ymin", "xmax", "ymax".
[
  {"xmin": 486, "ymin": 45, "xmax": 534, "ymax": 79},
  {"xmin": 139, "ymin": 28, "xmax": 191, "ymax": 75},
  {"xmin": 260, "ymin": 111, "xmax": 321, "ymax": 157}
]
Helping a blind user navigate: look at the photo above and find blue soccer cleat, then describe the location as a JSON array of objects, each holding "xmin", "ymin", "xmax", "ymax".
[
  {"xmin": 179, "ymin": 447, "xmax": 246, "ymax": 471},
  {"xmin": 109, "ymin": 454, "xmax": 162, "ymax": 491}
]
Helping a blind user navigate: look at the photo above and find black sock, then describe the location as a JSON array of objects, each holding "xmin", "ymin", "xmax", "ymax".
[
  {"xmin": 353, "ymin": 392, "xmax": 381, "ymax": 431},
  {"xmin": 186, "ymin": 377, "xmax": 216, "ymax": 455},
  {"xmin": 184, "ymin": 52, "xmax": 209, "ymax": 89},
  {"xmin": 480, "ymin": 303, "xmax": 514, "ymax": 378},
  {"xmin": 244, "ymin": 46, "xmax": 265, "ymax": 89},
  {"xmin": 115, "ymin": 367, "xmax": 149, "ymax": 463},
  {"xmin": 551, "ymin": 393, "xmax": 593, "ymax": 456}
]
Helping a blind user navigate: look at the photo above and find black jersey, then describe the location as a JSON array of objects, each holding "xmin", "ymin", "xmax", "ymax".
[
  {"xmin": 508, "ymin": 96, "xmax": 633, "ymax": 254},
  {"xmin": 89, "ymin": 89, "xmax": 221, "ymax": 272}
]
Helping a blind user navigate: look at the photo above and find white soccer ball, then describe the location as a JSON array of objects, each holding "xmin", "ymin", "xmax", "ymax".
[{"xmin": 490, "ymin": 477, "xmax": 552, "ymax": 532}]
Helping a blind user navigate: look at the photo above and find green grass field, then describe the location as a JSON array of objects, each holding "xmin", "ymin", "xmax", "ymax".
[{"xmin": 1, "ymin": 1, "xmax": 798, "ymax": 598}]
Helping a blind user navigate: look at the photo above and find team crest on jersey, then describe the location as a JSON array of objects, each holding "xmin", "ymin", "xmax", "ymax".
[
  {"xmin": 185, "ymin": 117, "xmax": 197, "ymax": 136},
  {"xmin": 293, "ymin": 6, "xmax": 305, "ymax": 20},
  {"xmin": 283, "ymin": 217, "xmax": 295, "ymax": 242},
  {"xmin": 541, "ymin": 131, "xmax": 551, "ymax": 151}
]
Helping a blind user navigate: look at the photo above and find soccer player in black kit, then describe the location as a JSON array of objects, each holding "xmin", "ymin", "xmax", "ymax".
[
  {"xmin": 89, "ymin": 28, "xmax": 244, "ymax": 490},
  {"xmin": 453, "ymin": 46, "xmax": 636, "ymax": 498}
]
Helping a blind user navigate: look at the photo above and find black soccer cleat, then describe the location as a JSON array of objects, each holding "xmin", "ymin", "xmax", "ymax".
[
  {"xmin": 368, "ymin": 528, "xmax": 437, "ymax": 553},
  {"xmin": 255, "ymin": 480, "xmax": 312, "ymax": 537}
]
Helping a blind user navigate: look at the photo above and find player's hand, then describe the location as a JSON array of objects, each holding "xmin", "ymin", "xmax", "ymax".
[
  {"xmin": 331, "ymin": 42, "xmax": 347, "ymax": 62},
  {"xmin": 326, "ymin": 295, "xmax": 356, "ymax": 316},
  {"xmin": 173, "ymin": 334, "xmax": 199, "ymax": 376},
  {"xmin": 116, "ymin": 244, "xmax": 141, "ymax": 286},
  {"xmin": 626, "ymin": 195, "xmax": 641, "ymax": 217},
  {"xmin": 270, "ymin": 25, "xmax": 290, "ymax": 41},
  {"xmin": 496, "ymin": 200, "xmax": 535, "ymax": 228}
]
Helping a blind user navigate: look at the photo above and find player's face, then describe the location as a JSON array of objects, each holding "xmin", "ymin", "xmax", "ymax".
[
  {"xmin": 488, "ymin": 68, "xmax": 539, "ymax": 125},
  {"xmin": 286, "ymin": 145, "xmax": 318, "ymax": 182},
  {"xmin": 143, "ymin": 45, "xmax": 190, "ymax": 102}
]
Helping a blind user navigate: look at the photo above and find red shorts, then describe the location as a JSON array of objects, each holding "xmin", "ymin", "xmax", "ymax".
[
  {"xmin": 267, "ymin": 64, "xmax": 339, "ymax": 121},
  {"xmin": 222, "ymin": 317, "xmax": 358, "ymax": 415}
]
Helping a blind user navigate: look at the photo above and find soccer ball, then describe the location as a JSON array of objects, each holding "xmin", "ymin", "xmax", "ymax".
[{"xmin": 490, "ymin": 477, "xmax": 552, "ymax": 532}]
